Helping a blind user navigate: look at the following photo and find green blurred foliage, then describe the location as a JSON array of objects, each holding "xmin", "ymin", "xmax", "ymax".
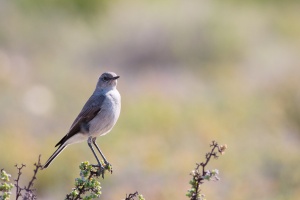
[
  {"xmin": 15, "ymin": 0, "xmax": 108, "ymax": 17},
  {"xmin": 0, "ymin": 0, "xmax": 300, "ymax": 199},
  {"xmin": 225, "ymin": 0, "xmax": 300, "ymax": 6}
]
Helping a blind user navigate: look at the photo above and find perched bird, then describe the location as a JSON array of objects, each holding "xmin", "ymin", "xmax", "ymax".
[{"xmin": 43, "ymin": 72, "xmax": 121, "ymax": 173}]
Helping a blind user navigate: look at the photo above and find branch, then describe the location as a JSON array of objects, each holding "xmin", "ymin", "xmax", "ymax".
[
  {"xmin": 186, "ymin": 141, "xmax": 227, "ymax": 200},
  {"xmin": 14, "ymin": 164, "xmax": 26, "ymax": 199},
  {"xmin": 124, "ymin": 191, "xmax": 139, "ymax": 200},
  {"xmin": 26, "ymin": 155, "xmax": 42, "ymax": 190},
  {"xmin": 23, "ymin": 155, "xmax": 43, "ymax": 200},
  {"xmin": 14, "ymin": 155, "xmax": 42, "ymax": 200},
  {"xmin": 124, "ymin": 191, "xmax": 145, "ymax": 200}
]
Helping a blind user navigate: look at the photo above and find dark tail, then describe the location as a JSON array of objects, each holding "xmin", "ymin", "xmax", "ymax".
[{"xmin": 43, "ymin": 144, "xmax": 67, "ymax": 169}]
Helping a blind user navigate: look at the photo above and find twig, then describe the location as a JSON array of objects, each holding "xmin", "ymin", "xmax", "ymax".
[
  {"xmin": 186, "ymin": 140, "xmax": 227, "ymax": 200},
  {"xmin": 26, "ymin": 155, "xmax": 42, "ymax": 191},
  {"xmin": 23, "ymin": 155, "xmax": 42, "ymax": 200},
  {"xmin": 125, "ymin": 191, "xmax": 139, "ymax": 200},
  {"xmin": 14, "ymin": 164, "xmax": 26, "ymax": 200},
  {"xmin": 201, "ymin": 141, "xmax": 219, "ymax": 175},
  {"xmin": 14, "ymin": 155, "xmax": 43, "ymax": 200}
]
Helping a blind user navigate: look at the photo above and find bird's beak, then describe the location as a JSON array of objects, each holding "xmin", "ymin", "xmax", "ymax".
[{"xmin": 111, "ymin": 76, "xmax": 120, "ymax": 80}]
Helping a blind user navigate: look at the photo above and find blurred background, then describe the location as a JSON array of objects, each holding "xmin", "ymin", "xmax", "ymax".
[{"xmin": 1, "ymin": 0, "xmax": 300, "ymax": 199}]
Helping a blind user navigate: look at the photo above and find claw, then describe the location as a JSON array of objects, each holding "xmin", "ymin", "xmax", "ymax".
[
  {"xmin": 104, "ymin": 162, "xmax": 113, "ymax": 174},
  {"xmin": 91, "ymin": 162, "xmax": 113, "ymax": 178},
  {"xmin": 98, "ymin": 167, "xmax": 105, "ymax": 178},
  {"xmin": 91, "ymin": 164, "xmax": 105, "ymax": 178}
]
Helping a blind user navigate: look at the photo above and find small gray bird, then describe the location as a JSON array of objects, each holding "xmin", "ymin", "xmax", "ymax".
[{"xmin": 43, "ymin": 72, "xmax": 121, "ymax": 171}]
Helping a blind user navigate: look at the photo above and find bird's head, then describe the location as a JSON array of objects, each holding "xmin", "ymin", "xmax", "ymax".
[{"xmin": 97, "ymin": 72, "xmax": 120, "ymax": 90}]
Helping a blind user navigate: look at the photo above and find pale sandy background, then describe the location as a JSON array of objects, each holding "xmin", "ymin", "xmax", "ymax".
[{"xmin": 0, "ymin": 0, "xmax": 300, "ymax": 199}]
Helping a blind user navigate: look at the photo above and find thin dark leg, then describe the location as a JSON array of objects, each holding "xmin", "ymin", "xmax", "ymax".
[
  {"xmin": 87, "ymin": 137, "xmax": 103, "ymax": 168},
  {"xmin": 92, "ymin": 138, "xmax": 109, "ymax": 165}
]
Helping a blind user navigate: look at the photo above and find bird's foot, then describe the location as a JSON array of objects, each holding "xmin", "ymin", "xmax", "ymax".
[
  {"xmin": 91, "ymin": 161, "xmax": 113, "ymax": 178},
  {"xmin": 103, "ymin": 161, "xmax": 113, "ymax": 174},
  {"xmin": 91, "ymin": 164, "xmax": 105, "ymax": 178}
]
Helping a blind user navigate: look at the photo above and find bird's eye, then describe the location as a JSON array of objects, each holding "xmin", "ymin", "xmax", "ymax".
[{"xmin": 103, "ymin": 77, "xmax": 109, "ymax": 81}]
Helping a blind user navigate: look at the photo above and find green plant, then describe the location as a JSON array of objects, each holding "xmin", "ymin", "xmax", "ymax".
[
  {"xmin": 0, "ymin": 169, "xmax": 14, "ymax": 200},
  {"xmin": 65, "ymin": 161, "xmax": 108, "ymax": 200}
]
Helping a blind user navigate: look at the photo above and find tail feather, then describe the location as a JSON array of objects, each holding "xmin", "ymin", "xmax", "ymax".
[{"xmin": 43, "ymin": 144, "xmax": 67, "ymax": 169}]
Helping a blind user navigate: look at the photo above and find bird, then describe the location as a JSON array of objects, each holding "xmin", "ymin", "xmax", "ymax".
[{"xmin": 43, "ymin": 72, "xmax": 121, "ymax": 174}]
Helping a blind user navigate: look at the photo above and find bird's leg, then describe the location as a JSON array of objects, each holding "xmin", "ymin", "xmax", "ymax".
[
  {"xmin": 88, "ymin": 137, "xmax": 105, "ymax": 177},
  {"xmin": 92, "ymin": 138, "xmax": 109, "ymax": 165},
  {"xmin": 92, "ymin": 138, "xmax": 113, "ymax": 174}
]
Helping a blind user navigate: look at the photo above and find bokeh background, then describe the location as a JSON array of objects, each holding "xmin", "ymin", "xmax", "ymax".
[{"xmin": 1, "ymin": 0, "xmax": 300, "ymax": 199}]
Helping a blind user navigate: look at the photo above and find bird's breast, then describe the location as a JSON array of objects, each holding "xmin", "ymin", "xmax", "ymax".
[{"xmin": 88, "ymin": 90, "xmax": 121, "ymax": 137}]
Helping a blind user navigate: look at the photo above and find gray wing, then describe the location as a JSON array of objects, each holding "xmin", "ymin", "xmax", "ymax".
[{"xmin": 55, "ymin": 94, "xmax": 106, "ymax": 147}]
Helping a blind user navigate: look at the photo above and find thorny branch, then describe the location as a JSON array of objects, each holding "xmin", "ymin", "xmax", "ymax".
[
  {"xmin": 14, "ymin": 155, "xmax": 42, "ymax": 200},
  {"xmin": 27, "ymin": 155, "xmax": 42, "ymax": 191},
  {"xmin": 124, "ymin": 191, "xmax": 139, "ymax": 200},
  {"xmin": 200, "ymin": 141, "xmax": 223, "ymax": 176},
  {"xmin": 187, "ymin": 140, "xmax": 227, "ymax": 200},
  {"xmin": 14, "ymin": 164, "xmax": 26, "ymax": 199}
]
